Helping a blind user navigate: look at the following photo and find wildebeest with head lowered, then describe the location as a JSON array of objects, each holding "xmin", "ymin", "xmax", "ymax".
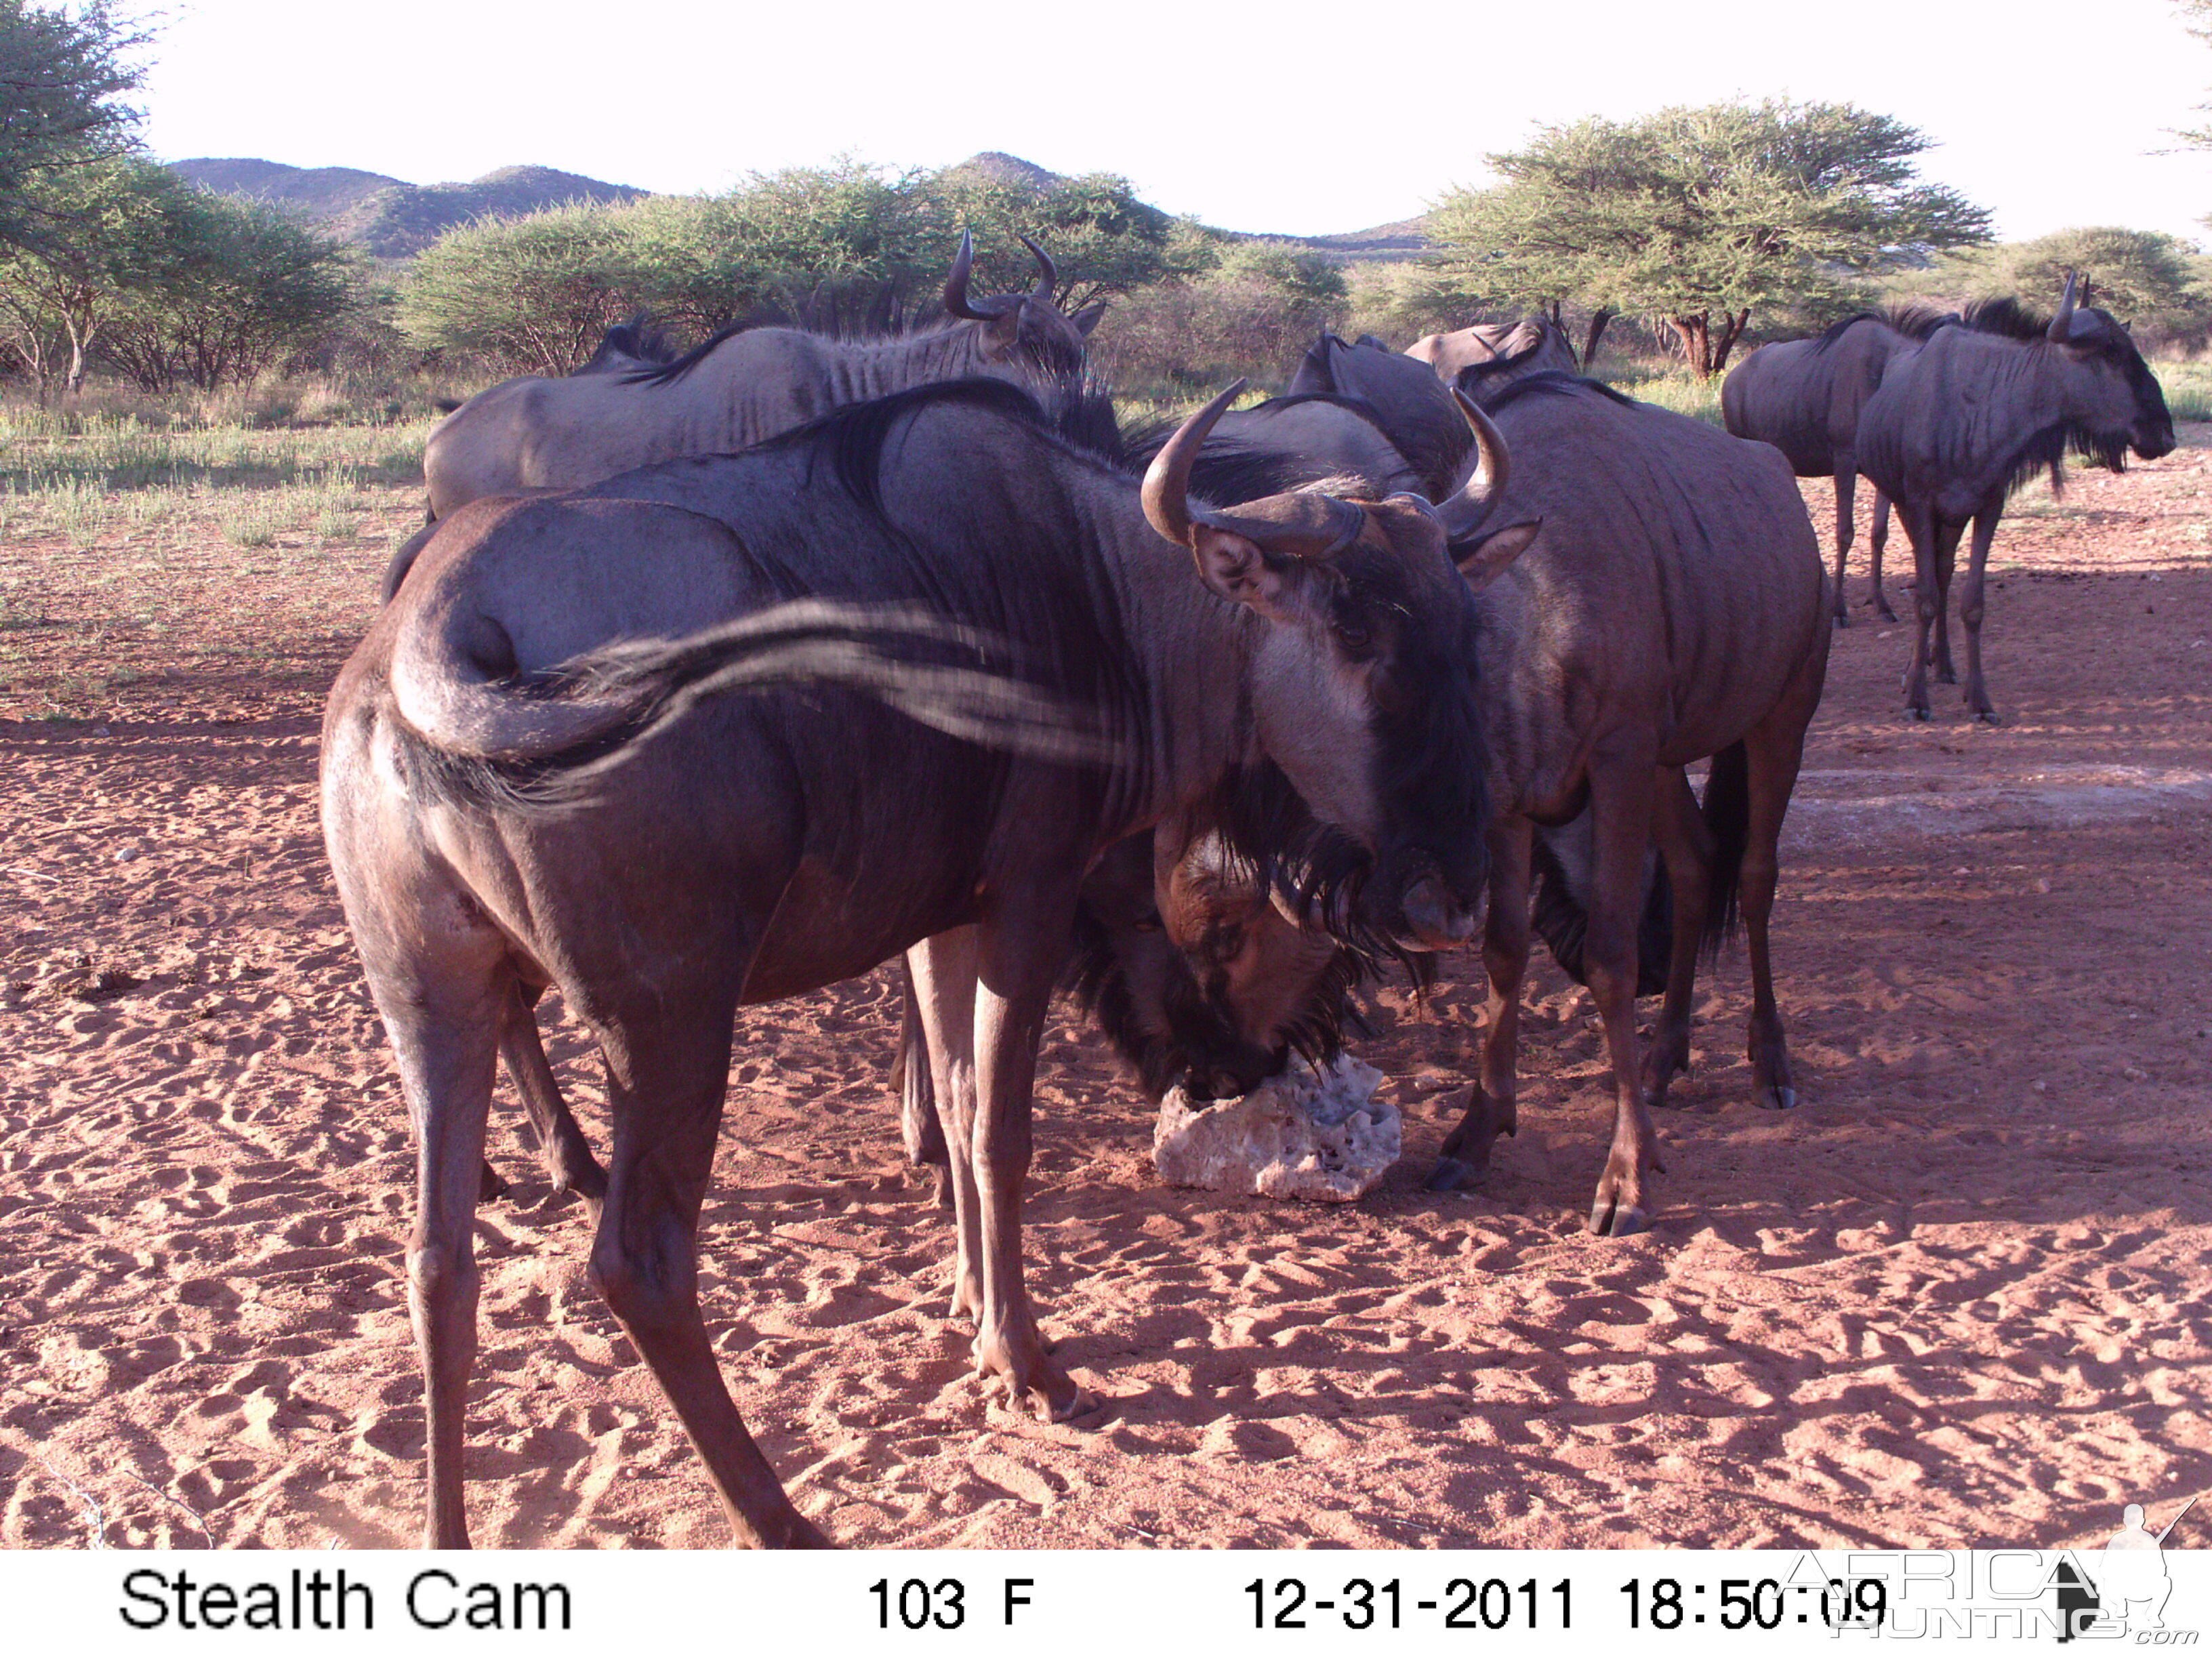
[
  {"xmin": 1857, "ymin": 275, "xmax": 2175, "ymax": 722},
  {"xmin": 417, "ymin": 233, "xmax": 1100, "ymax": 520},
  {"xmin": 321, "ymin": 377, "xmax": 1511, "ymax": 1548},
  {"xmin": 1722, "ymin": 311, "xmax": 1950, "ymax": 625}
]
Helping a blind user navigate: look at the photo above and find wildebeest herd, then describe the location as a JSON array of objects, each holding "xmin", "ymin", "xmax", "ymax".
[{"xmin": 325, "ymin": 235, "xmax": 2177, "ymax": 1547}]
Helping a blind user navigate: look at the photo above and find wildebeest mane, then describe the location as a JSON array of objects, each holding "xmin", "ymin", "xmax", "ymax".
[
  {"xmin": 1810, "ymin": 306, "xmax": 1956, "ymax": 352},
  {"xmin": 1478, "ymin": 369, "xmax": 1638, "ymax": 413},
  {"xmin": 579, "ymin": 312, "xmax": 679, "ymax": 373},
  {"xmin": 1959, "ymin": 295, "xmax": 2055, "ymax": 342}
]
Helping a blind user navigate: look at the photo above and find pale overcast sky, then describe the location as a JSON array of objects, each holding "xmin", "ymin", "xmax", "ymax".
[{"xmin": 136, "ymin": 0, "xmax": 2212, "ymax": 245}]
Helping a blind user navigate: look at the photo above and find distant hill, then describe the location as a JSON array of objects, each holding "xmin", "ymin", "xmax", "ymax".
[
  {"xmin": 170, "ymin": 152, "xmax": 1432, "ymax": 264},
  {"xmin": 170, "ymin": 159, "xmax": 649, "ymax": 258}
]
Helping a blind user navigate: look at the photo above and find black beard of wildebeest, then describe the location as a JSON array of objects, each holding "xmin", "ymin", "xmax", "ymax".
[
  {"xmin": 325, "ymin": 367, "xmax": 1517, "ymax": 1548},
  {"xmin": 1856, "ymin": 273, "xmax": 2175, "ymax": 722}
]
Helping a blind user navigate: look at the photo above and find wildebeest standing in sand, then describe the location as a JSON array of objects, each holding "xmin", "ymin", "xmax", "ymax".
[
  {"xmin": 1417, "ymin": 348, "xmax": 1830, "ymax": 1235},
  {"xmin": 417, "ymin": 232, "xmax": 1099, "ymax": 519},
  {"xmin": 1722, "ymin": 312, "xmax": 1945, "ymax": 625},
  {"xmin": 1857, "ymin": 275, "xmax": 2175, "ymax": 722},
  {"xmin": 321, "ymin": 378, "xmax": 1519, "ymax": 1547}
]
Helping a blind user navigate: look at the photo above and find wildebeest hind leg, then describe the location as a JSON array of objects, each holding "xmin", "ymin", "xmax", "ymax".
[
  {"xmin": 1581, "ymin": 759, "xmax": 1665, "ymax": 1237},
  {"xmin": 382, "ymin": 968, "xmax": 504, "ymax": 1548},
  {"xmin": 498, "ymin": 985, "xmax": 606, "ymax": 1214},
  {"xmin": 1433, "ymin": 816, "xmax": 1532, "ymax": 1191},
  {"xmin": 1640, "ymin": 768, "xmax": 1712, "ymax": 1107},
  {"xmin": 1737, "ymin": 647, "xmax": 1824, "ymax": 1109},
  {"xmin": 909, "ymin": 930, "xmax": 984, "ymax": 1321},
  {"xmin": 1868, "ymin": 490, "xmax": 1897, "ymax": 621},
  {"xmin": 966, "ymin": 909, "xmax": 1088, "ymax": 1422},
  {"xmin": 589, "ymin": 991, "xmax": 830, "ymax": 1549},
  {"xmin": 891, "ymin": 955, "xmax": 954, "ymax": 1213}
]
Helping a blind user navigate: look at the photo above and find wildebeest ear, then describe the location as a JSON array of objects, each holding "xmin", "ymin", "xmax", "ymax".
[
  {"xmin": 1071, "ymin": 301, "xmax": 1107, "ymax": 338},
  {"xmin": 1454, "ymin": 518, "xmax": 1540, "ymax": 591},
  {"xmin": 1191, "ymin": 528, "xmax": 1319, "ymax": 623}
]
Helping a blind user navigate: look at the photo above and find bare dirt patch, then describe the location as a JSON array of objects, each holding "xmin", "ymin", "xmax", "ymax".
[{"xmin": 2, "ymin": 436, "xmax": 2208, "ymax": 1550}]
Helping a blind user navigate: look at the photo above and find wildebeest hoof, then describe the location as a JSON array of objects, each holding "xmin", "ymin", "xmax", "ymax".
[
  {"xmin": 476, "ymin": 1160, "xmax": 509, "ymax": 1202},
  {"xmin": 1762, "ymin": 1085, "xmax": 1798, "ymax": 1110},
  {"xmin": 1830, "ymin": 610, "xmax": 1849, "ymax": 630},
  {"xmin": 1906, "ymin": 705, "xmax": 1931, "ymax": 722},
  {"xmin": 1973, "ymin": 709, "xmax": 2002, "ymax": 726},
  {"xmin": 1425, "ymin": 1155, "xmax": 1484, "ymax": 1193},
  {"xmin": 1589, "ymin": 1197, "xmax": 1650, "ymax": 1237}
]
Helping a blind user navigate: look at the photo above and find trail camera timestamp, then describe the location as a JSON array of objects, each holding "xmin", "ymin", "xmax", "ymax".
[{"xmin": 1246, "ymin": 1576, "xmax": 1574, "ymax": 1631}]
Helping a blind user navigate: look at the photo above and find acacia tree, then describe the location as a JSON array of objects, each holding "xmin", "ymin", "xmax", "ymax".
[
  {"xmin": 1429, "ymin": 100, "xmax": 1992, "ymax": 377},
  {"xmin": 0, "ymin": 0, "xmax": 148, "ymax": 254},
  {"xmin": 100, "ymin": 192, "xmax": 354, "ymax": 390},
  {"xmin": 1926, "ymin": 226, "xmax": 2211, "ymax": 351},
  {"xmin": 398, "ymin": 203, "xmax": 638, "ymax": 376},
  {"xmin": 0, "ymin": 153, "xmax": 194, "ymax": 396}
]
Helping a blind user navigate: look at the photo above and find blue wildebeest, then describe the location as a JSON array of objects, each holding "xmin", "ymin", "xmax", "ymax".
[
  {"xmin": 321, "ymin": 377, "xmax": 1514, "ymax": 1549},
  {"xmin": 1723, "ymin": 311, "xmax": 1952, "ymax": 625},
  {"xmin": 417, "ymin": 232, "xmax": 1100, "ymax": 520},
  {"xmin": 1857, "ymin": 275, "xmax": 2175, "ymax": 722}
]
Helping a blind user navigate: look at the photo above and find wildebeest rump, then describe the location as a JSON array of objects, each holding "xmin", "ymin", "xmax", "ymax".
[
  {"xmin": 417, "ymin": 233, "xmax": 1099, "ymax": 520},
  {"xmin": 1856, "ymin": 275, "xmax": 2175, "ymax": 722},
  {"xmin": 1288, "ymin": 332, "xmax": 1476, "ymax": 499},
  {"xmin": 321, "ymin": 378, "xmax": 1511, "ymax": 1548},
  {"xmin": 1722, "ymin": 312, "xmax": 1948, "ymax": 625}
]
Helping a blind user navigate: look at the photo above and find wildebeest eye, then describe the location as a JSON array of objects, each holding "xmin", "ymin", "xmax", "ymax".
[{"xmin": 1334, "ymin": 618, "xmax": 1372, "ymax": 653}]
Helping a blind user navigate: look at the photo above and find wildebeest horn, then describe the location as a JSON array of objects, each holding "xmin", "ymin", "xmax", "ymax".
[
  {"xmin": 1143, "ymin": 382, "xmax": 1247, "ymax": 548},
  {"xmin": 1019, "ymin": 234, "xmax": 1057, "ymax": 304},
  {"xmin": 1435, "ymin": 389, "xmax": 1511, "ymax": 544},
  {"xmin": 2047, "ymin": 271, "xmax": 2080, "ymax": 343},
  {"xmin": 945, "ymin": 230, "xmax": 1002, "ymax": 321}
]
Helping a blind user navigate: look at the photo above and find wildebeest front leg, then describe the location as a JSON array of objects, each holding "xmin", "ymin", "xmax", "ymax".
[
  {"xmin": 1431, "ymin": 815, "xmax": 1532, "ymax": 1191},
  {"xmin": 1958, "ymin": 498, "xmax": 2007, "ymax": 723},
  {"xmin": 589, "ymin": 998, "xmax": 830, "ymax": 1549},
  {"xmin": 909, "ymin": 930, "xmax": 984, "ymax": 1319},
  {"xmin": 1902, "ymin": 500, "xmax": 1939, "ymax": 720},
  {"xmin": 1930, "ymin": 517, "xmax": 1964, "ymax": 686},
  {"xmin": 1868, "ymin": 489, "xmax": 1897, "ymax": 621},
  {"xmin": 1582, "ymin": 760, "xmax": 1665, "ymax": 1237},
  {"xmin": 1640, "ymin": 768, "xmax": 1711, "ymax": 1106},
  {"xmin": 968, "ymin": 911, "xmax": 1087, "ymax": 1422}
]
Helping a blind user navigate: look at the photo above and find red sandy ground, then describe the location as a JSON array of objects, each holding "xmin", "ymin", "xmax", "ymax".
[{"xmin": 2, "ymin": 441, "xmax": 2208, "ymax": 1551}]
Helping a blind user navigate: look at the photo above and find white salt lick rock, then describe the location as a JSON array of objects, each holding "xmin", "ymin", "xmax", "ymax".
[{"xmin": 1153, "ymin": 1054, "xmax": 1397, "ymax": 1202}]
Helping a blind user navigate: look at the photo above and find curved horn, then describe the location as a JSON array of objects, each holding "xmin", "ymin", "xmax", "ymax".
[
  {"xmin": 2047, "ymin": 270, "xmax": 2079, "ymax": 343},
  {"xmin": 1435, "ymin": 389, "xmax": 1511, "ymax": 543},
  {"xmin": 945, "ymin": 230, "xmax": 999, "ymax": 321},
  {"xmin": 1142, "ymin": 381, "xmax": 1248, "ymax": 548},
  {"xmin": 1019, "ymin": 234, "xmax": 1057, "ymax": 304}
]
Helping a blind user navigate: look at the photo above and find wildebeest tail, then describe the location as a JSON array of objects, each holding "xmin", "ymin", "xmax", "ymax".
[
  {"xmin": 1528, "ymin": 830, "xmax": 1673, "ymax": 998},
  {"xmin": 392, "ymin": 598, "xmax": 1120, "ymax": 804},
  {"xmin": 1700, "ymin": 740, "xmax": 1750, "ymax": 963}
]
